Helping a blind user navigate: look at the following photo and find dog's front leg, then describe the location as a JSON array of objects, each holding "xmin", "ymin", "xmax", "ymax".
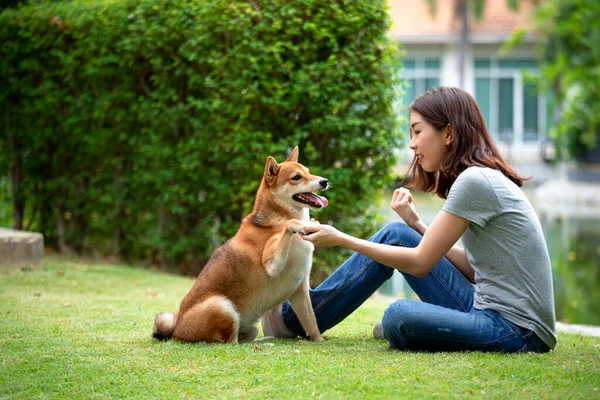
[
  {"xmin": 262, "ymin": 219, "xmax": 305, "ymax": 277},
  {"xmin": 288, "ymin": 281, "xmax": 323, "ymax": 341}
]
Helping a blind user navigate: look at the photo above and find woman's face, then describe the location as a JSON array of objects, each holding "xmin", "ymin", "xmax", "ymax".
[{"xmin": 408, "ymin": 111, "xmax": 451, "ymax": 173}]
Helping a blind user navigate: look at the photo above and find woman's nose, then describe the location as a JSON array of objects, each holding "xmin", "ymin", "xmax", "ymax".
[{"xmin": 408, "ymin": 137, "xmax": 416, "ymax": 149}]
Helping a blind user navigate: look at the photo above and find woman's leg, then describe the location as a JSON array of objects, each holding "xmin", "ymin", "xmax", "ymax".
[
  {"xmin": 372, "ymin": 227, "xmax": 546, "ymax": 352},
  {"xmin": 387, "ymin": 225, "xmax": 475, "ymax": 312},
  {"xmin": 381, "ymin": 300, "xmax": 542, "ymax": 353},
  {"xmin": 278, "ymin": 222, "xmax": 473, "ymax": 336}
]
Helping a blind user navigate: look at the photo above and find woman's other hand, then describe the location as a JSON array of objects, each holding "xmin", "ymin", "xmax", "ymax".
[{"xmin": 391, "ymin": 188, "xmax": 421, "ymax": 228}]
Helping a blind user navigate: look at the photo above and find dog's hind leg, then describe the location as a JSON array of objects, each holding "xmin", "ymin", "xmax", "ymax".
[
  {"xmin": 238, "ymin": 326, "xmax": 259, "ymax": 343},
  {"xmin": 173, "ymin": 296, "xmax": 240, "ymax": 343}
]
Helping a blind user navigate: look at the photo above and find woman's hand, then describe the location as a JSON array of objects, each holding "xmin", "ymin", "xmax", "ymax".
[
  {"xmin": 299, "ymin": 219, "xmax": 344, "ymax": 247},
  {"xmin": 390, "ymin": 188, "xmax": 421, "ymax": 229}
]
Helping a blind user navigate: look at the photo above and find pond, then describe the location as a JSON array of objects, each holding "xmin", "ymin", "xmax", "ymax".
[{"xmin": 378, "ymin": 188, "xmax": 600, "ymax": 326}]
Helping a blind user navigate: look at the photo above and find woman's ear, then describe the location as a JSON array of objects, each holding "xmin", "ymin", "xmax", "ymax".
[{"xmin": 445, "ymin": 123, "xmax": 453, "ymax": 145}]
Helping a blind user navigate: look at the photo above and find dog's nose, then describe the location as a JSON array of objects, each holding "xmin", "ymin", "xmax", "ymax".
[{"xmin": 319, "ymin": 179, "xmax": 329, "ymax": 188}]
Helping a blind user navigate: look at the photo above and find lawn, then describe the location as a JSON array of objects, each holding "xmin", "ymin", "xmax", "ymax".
[{"xmin": 1, "ymin": 257, "xmax": 599, "ymax": 399}]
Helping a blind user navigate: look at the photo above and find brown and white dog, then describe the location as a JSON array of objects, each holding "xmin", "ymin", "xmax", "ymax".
[{"xmin": 152, "ymin": 146, "xmax": 328, "ymax": 343}]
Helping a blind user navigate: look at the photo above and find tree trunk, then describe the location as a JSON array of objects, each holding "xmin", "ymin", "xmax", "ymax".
[
  {"xmin": 57, "ymin": 206, "xmax": 69, "ymax": 253},
  {"xmin": 110, "ymin": 160, "xmax": 124, "ymax": 262},
  {"xmin": 6, "ymin": 112, "xmax": 24, "ymax": 230},
  {"xmin": 157, "ymin": 202, "xmax": 167, "ymax": 267},
  {"xmin": 458, "ymin": 0, "xmax": 469, "ymax": 89}
]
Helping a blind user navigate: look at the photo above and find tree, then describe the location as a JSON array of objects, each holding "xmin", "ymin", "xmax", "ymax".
[{"xmin": 531, "ymin": 0, "xmax": 600, "ymax": 160}]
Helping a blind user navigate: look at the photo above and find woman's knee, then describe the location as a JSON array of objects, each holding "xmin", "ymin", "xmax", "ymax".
[
  {"xmin": 373, "ymin": 222, "xmax": 421, "ymax": 248},
  {"xmin": 381, "ymin": 299, "xmax": 420, "ymax": 349}
]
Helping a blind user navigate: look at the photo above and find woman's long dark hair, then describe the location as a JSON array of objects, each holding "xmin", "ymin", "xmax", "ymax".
[{"xmin": 404, "ymin": 86, "xmax": 528, "ymax": 199}]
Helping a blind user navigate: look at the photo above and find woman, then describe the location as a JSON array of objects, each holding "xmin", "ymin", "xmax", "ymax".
[{"xmin": 261, "ymin": 86, "xmax": 556, "ymax": 352}]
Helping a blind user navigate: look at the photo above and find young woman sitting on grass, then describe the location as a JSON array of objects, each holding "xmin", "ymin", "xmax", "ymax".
[{"xmin": 261, "ymin": 86, "xmax": 556, "ymax": 353}]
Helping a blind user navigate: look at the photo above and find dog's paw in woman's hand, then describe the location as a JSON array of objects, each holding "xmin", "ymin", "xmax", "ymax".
[{"xmin": 286, "ymin": 219, "xmax": 306, "ymax": 235}]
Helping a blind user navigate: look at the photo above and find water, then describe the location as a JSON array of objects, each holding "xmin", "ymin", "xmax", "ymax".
[
  {"xmin": 541, "ymin": 216, "xmax": 600, "ymax": 325},
  {"xmin": 378, "ymin": 190, "xmax": 600, "ymax": 326}
]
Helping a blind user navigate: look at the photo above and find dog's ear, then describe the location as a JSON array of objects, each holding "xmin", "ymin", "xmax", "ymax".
[
  {"xmin": 264, "ymin": 156, "xmax": 280, "ymax": 187},
  {"xmin": 285, "ymin": 146, "xmax": 299, "ymax": 163}
]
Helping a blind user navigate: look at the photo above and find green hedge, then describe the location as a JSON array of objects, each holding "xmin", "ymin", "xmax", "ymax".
[{"xmin": 0, "ymin": 0, "xmax": 402, "ymax": 277}]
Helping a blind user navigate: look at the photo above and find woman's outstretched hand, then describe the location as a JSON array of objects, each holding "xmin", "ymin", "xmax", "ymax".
[
  {"xmin": 299, "ymin": 219, "xmax": 343, "ymax": 247},
  {"xmin": 391, "ymin": 188, "xmax": 421, "ymax": 229}
]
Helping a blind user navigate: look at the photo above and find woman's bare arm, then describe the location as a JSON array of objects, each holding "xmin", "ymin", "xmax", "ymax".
[
  {"xmin": 301, "ymin": 210, "xmax": 473, "ymax": 281},
  {"xmin": 411, "ymin": 218, "xmax": 474, "ymax": 283}
]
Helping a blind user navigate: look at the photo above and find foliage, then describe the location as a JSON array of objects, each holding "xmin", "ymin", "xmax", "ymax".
[
  {"xmin": 0, "ymin": 0, "xmax": 19, "ymax": 11},
  {"xmin": 0, "ymin": 0, "xmax": 402, "ymax": 277},
  {"xmin": 1, "ymin": 258, "xmax": 600, "ymax": 399},
  {"xmin": 532, "ymin": 0, "xmax": 600, "ymax": 160},
  {"xmin": 0, "ymin": 0, "xmax": 66, "ymax": 12}
]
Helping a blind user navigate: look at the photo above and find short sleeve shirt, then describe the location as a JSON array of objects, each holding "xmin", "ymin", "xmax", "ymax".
[{"xmin": 442, "ymin": 167, "xmax": 557, "ymax": 349}]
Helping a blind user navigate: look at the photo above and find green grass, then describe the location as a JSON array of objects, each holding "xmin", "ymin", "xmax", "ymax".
[{"xmin": 1, "ymin": 257, "xmax": 599, "ymax": 399}]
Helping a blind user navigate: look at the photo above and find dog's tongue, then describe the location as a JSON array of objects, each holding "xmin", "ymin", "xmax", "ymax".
[{"xmin": 305, "ymin": 192, "xmax": 328, "ymax": 208}]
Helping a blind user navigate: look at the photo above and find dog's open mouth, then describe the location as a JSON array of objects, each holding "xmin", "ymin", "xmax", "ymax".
[{"xmin": 293, "ymin": 192, "xmax": 328, "ymax": 209}]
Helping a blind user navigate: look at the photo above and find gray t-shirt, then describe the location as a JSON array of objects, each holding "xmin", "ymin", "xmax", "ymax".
[{"xmin": 442, "ymin": 166, "xmax": 557, "ymax": 349}]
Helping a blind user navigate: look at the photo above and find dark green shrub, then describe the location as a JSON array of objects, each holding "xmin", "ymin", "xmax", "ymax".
[{"xmin": 0, "ymin": 0, "xmax": 402, "ymax": 278}]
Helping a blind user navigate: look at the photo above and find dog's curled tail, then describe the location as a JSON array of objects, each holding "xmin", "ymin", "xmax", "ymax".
[{"xmin": 153, "ymin": 312, "xmax": 177, "ymax": 340}]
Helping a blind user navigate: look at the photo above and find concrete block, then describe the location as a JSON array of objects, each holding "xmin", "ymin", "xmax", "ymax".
[{"xmin": 0, "ymin": 228, "xmax": 44, "ymax": 269}]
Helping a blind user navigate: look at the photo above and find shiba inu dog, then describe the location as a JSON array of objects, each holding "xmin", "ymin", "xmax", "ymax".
[{"xmin": 153, "ymin": 146, "xmax": 328, "ymax": 343}]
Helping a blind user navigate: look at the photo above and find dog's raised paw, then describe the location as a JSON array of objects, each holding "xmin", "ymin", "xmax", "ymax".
[{"xmin": 286, "ymin": 220, "xmax": 306, "ymax": 234}]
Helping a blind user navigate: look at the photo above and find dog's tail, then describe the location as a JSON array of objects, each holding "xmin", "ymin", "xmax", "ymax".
[{"xmin": 153, "ymin": 312, "xmax": 178, "ymax": 340}]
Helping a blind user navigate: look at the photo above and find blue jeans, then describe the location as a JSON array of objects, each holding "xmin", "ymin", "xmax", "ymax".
[{"xmin": 281, "ymin": 222, "xmax": 550, "ymax": 353}]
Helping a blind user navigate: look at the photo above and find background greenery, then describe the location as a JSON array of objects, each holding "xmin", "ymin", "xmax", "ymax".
[
  {"xmin": 0, "ymin": 0, "xmax": 402, "ymax": 278},
  {"xmin": 1, "ymin": 258, "xmax": 599, "ymax": 399},
  {"xmin": 530, "ymin": 0, "xmax": 600, "ymax": 160}
]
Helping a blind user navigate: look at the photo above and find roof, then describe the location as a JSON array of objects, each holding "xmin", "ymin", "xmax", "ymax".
[{"xmin": 387, "ymin": 0, "xmax": 537, "ymax": 44}]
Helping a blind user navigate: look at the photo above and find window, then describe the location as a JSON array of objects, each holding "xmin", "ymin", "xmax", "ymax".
[
  {"xmin": 401, "ymin": 57, "xmax": 441, "ymax": 105},
  {"xmin": 474, "ymin": 58, "xmax": 550, "ymax": 145},
  {"xmin": 398, "ymin": 57, "xmax": 441, "ymax": 129}
]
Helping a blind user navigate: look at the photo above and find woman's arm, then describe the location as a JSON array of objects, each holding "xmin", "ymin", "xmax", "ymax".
[
  {"xmin": 390, "ymin": 188, "xmax": 474, "ymax": 283},
  {"xmin": 410, "ymin": 219, "xmax": 474, "ymax": 283},
  {"xmin": 301, "ymin": 210, "xmax": 471, "ymax": 279}
]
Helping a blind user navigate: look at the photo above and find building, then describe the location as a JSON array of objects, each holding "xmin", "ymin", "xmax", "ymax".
[{"xmin": 388, "ymin": 0, "xmax": 553, "ymax": 173}]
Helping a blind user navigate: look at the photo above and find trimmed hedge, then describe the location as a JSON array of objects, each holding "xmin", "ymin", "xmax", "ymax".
[{"xmin": 0, "ymin": 0, "xmax": 402, "ymax": 277}]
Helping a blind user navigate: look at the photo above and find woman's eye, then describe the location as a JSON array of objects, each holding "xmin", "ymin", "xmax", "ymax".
[
  {"xmin": 414, "ymin": 131, "xmax": 421, "ymax": 135},
  {"xmin": 291, "ymin": 175, "xmax": 302, "ymax": 181}
]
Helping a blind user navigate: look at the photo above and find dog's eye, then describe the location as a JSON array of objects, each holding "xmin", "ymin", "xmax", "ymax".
[{"xmin": 291, "ymin": 175, "xmax": 302, "ymax": 181}]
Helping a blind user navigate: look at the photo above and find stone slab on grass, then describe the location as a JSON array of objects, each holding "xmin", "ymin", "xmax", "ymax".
[{"xmin": 0, "ymin": 227, "xmax": 44, "ymax": 269}]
